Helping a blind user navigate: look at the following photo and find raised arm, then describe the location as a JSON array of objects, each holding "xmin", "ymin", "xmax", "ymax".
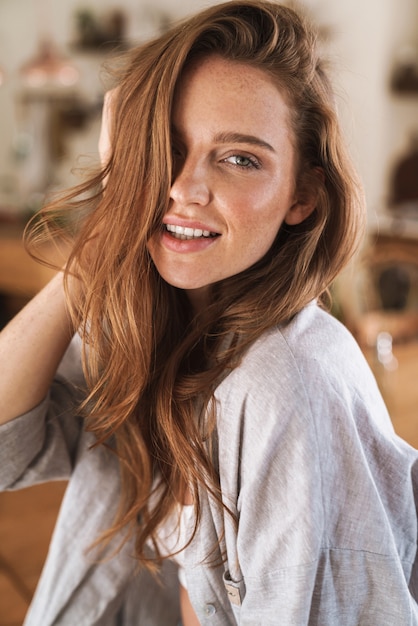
[
  {"xmin": 0, "ymin": 91, "xmax": 115, "ymax": 426},
  {"xmin": 0, "ymin": 271, "xmax": 74, "ymax": 425}
]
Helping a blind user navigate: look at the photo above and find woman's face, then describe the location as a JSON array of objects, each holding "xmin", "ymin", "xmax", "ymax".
[{"xmin": 147, "ymin": 55, "xmax": 314, "ymax": 311}]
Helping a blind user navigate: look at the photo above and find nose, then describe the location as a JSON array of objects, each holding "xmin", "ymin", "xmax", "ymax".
[{"xmin": 170, "ymin": 156, "xmax": 210, "ymax": 207}]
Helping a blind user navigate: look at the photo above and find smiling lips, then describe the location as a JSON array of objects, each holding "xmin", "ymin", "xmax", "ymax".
[{"xmin": 165, "ymin": 224, "xmax": 219, "ymax": 240}]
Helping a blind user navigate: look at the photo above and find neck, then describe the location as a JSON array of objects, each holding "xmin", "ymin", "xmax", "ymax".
[{"xmin": 186, "ymin": 286, "xmax": 210, "ymax": 316}]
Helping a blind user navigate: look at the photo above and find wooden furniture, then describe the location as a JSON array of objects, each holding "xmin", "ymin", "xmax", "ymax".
[
  {"xmin": 364, "ymin": 339, "xmax": 418, "ymax": 446},
  {"xmin": 336, "ymin": 225, "xmax": 418, "ymax": 348},
  {"xmin": 0, "ymin": 223, "xmax": 65, "ymax": 298}
]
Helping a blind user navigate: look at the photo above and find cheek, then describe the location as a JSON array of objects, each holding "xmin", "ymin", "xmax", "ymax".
[
  {"xmin": 146, "ymin": 239, "xmax": 154, "ymax": 261},
  {"xmin": 237, "ymin": 201, "xmax": 288, "ymax": 259},
  {"xmin": 146, "ymin": 237, "xmax": 161, "ymax": 270},
  {"xmin": 237, "ymin": 195, "xmax": 288, "ymax": 237},
  {"xmin": 233, "ymin": 218, "xmax": 281, "ymax": 268}
]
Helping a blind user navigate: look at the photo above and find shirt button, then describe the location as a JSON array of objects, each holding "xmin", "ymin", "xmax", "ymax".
[{"xmin": 204, "ymin": 603, "xmax": 216, "ymax": 617}]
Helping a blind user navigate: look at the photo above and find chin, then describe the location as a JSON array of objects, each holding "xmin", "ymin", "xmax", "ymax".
[{"xmin": 155, "ymin": 269, "xmax": 207, "ymax": 291}]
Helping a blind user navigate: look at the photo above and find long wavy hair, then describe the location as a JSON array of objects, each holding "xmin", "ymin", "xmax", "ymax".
[{"xmin": 26, "ymin": 0, "xmax": 365, "ymax": 569}]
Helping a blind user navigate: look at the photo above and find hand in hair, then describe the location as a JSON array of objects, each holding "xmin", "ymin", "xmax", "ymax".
[{"xmin": 98, "ymin": 89, "xmax": 116, "ymax": 170}]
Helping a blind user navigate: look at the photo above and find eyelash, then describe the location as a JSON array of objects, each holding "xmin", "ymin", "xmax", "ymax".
[
  {"xmin": 171, "ymin": 146, "xmax": 261, "ymax": 171},
  {"xmin": 224, "ymin": 154, "xmax": 261, "ymax": 169}
]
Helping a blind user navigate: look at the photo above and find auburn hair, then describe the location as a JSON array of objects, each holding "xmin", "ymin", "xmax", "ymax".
[{"xmin": 26, "ymin": 0, "xmax": 365, "ymax": 569}]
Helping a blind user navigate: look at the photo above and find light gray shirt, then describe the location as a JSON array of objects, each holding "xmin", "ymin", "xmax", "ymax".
[{"xmin": 1, "ymin": 302, "xmax": 418, "ymax": 625}]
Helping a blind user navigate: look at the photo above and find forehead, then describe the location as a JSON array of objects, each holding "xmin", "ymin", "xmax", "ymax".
[{"xmin": 172, "ymin": 55, "xmax": 292, "ymax": 143}]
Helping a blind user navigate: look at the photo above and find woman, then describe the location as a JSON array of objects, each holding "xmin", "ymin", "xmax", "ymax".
[{"xmin": 1, "ymin": 1, "xmax": 418, "ymax": 624}]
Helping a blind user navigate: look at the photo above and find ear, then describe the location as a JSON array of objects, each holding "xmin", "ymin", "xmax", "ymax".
[{"xmin": 284, "ymin": 167, "xmax": 324, "ymax": 226}]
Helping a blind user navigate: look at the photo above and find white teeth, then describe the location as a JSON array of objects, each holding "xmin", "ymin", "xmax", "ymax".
[{"xmin": 166, "ymin": 224, "xmax": 216, "ymax": 239}]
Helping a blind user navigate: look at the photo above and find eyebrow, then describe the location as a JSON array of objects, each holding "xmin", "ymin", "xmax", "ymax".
[{"xmin": 213, "ymin": 131, "xmax": 275, "ymax": 153}]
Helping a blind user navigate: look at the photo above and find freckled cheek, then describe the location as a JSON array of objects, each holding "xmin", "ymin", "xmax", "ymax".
[
  {"xmin": 234, "ymin": 196, "xmax": 286, "ymax": 234},
  {"xmin": 146, "ymin": 236, "xmax": 161, "ymax": 266},
  {"xmin": 146, "ymin": 238, "xmax": 154, "ymax": 258}
]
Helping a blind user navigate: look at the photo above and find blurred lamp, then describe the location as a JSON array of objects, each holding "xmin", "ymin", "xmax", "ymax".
[{"xmin": 20, "ymin": 39, "xmax": 79, "ymax": 88}]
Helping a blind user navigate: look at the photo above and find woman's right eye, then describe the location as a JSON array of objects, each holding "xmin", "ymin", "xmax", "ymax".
[
  {"xmin": 171, "ymin": 146, "xmax": 185, "ymax": 167},
  {"xmin": 172, "ymin": 146, "xmax": 182, "ymax": 159},
  {"xmin": 171, "ymin": 146, "xmax": 185, "ymax": 179}
]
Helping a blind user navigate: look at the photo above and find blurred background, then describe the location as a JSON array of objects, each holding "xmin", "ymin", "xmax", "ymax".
[{"xmin": 0, "ymin": 0, "xmax": 417, "ymax": 623}]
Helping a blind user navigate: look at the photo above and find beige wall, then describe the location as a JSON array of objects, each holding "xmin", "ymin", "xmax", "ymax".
[{"xmin": 0, "ymin": 0, "xmax": 416, "ymax": 220}]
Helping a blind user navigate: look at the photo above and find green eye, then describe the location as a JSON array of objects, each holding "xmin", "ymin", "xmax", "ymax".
[
  {"xmin": 226, "ymin": 155, "xmax": 260, "ymax": 169},
  {"xmin": 235, "ymin": 155, "xmax": 252, "ymax": 167}
]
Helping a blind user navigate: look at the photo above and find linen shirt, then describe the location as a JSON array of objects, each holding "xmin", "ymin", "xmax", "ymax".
[{"xmin": 1, "ymin": 302, "xmax": 418, "ymax": 625}]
